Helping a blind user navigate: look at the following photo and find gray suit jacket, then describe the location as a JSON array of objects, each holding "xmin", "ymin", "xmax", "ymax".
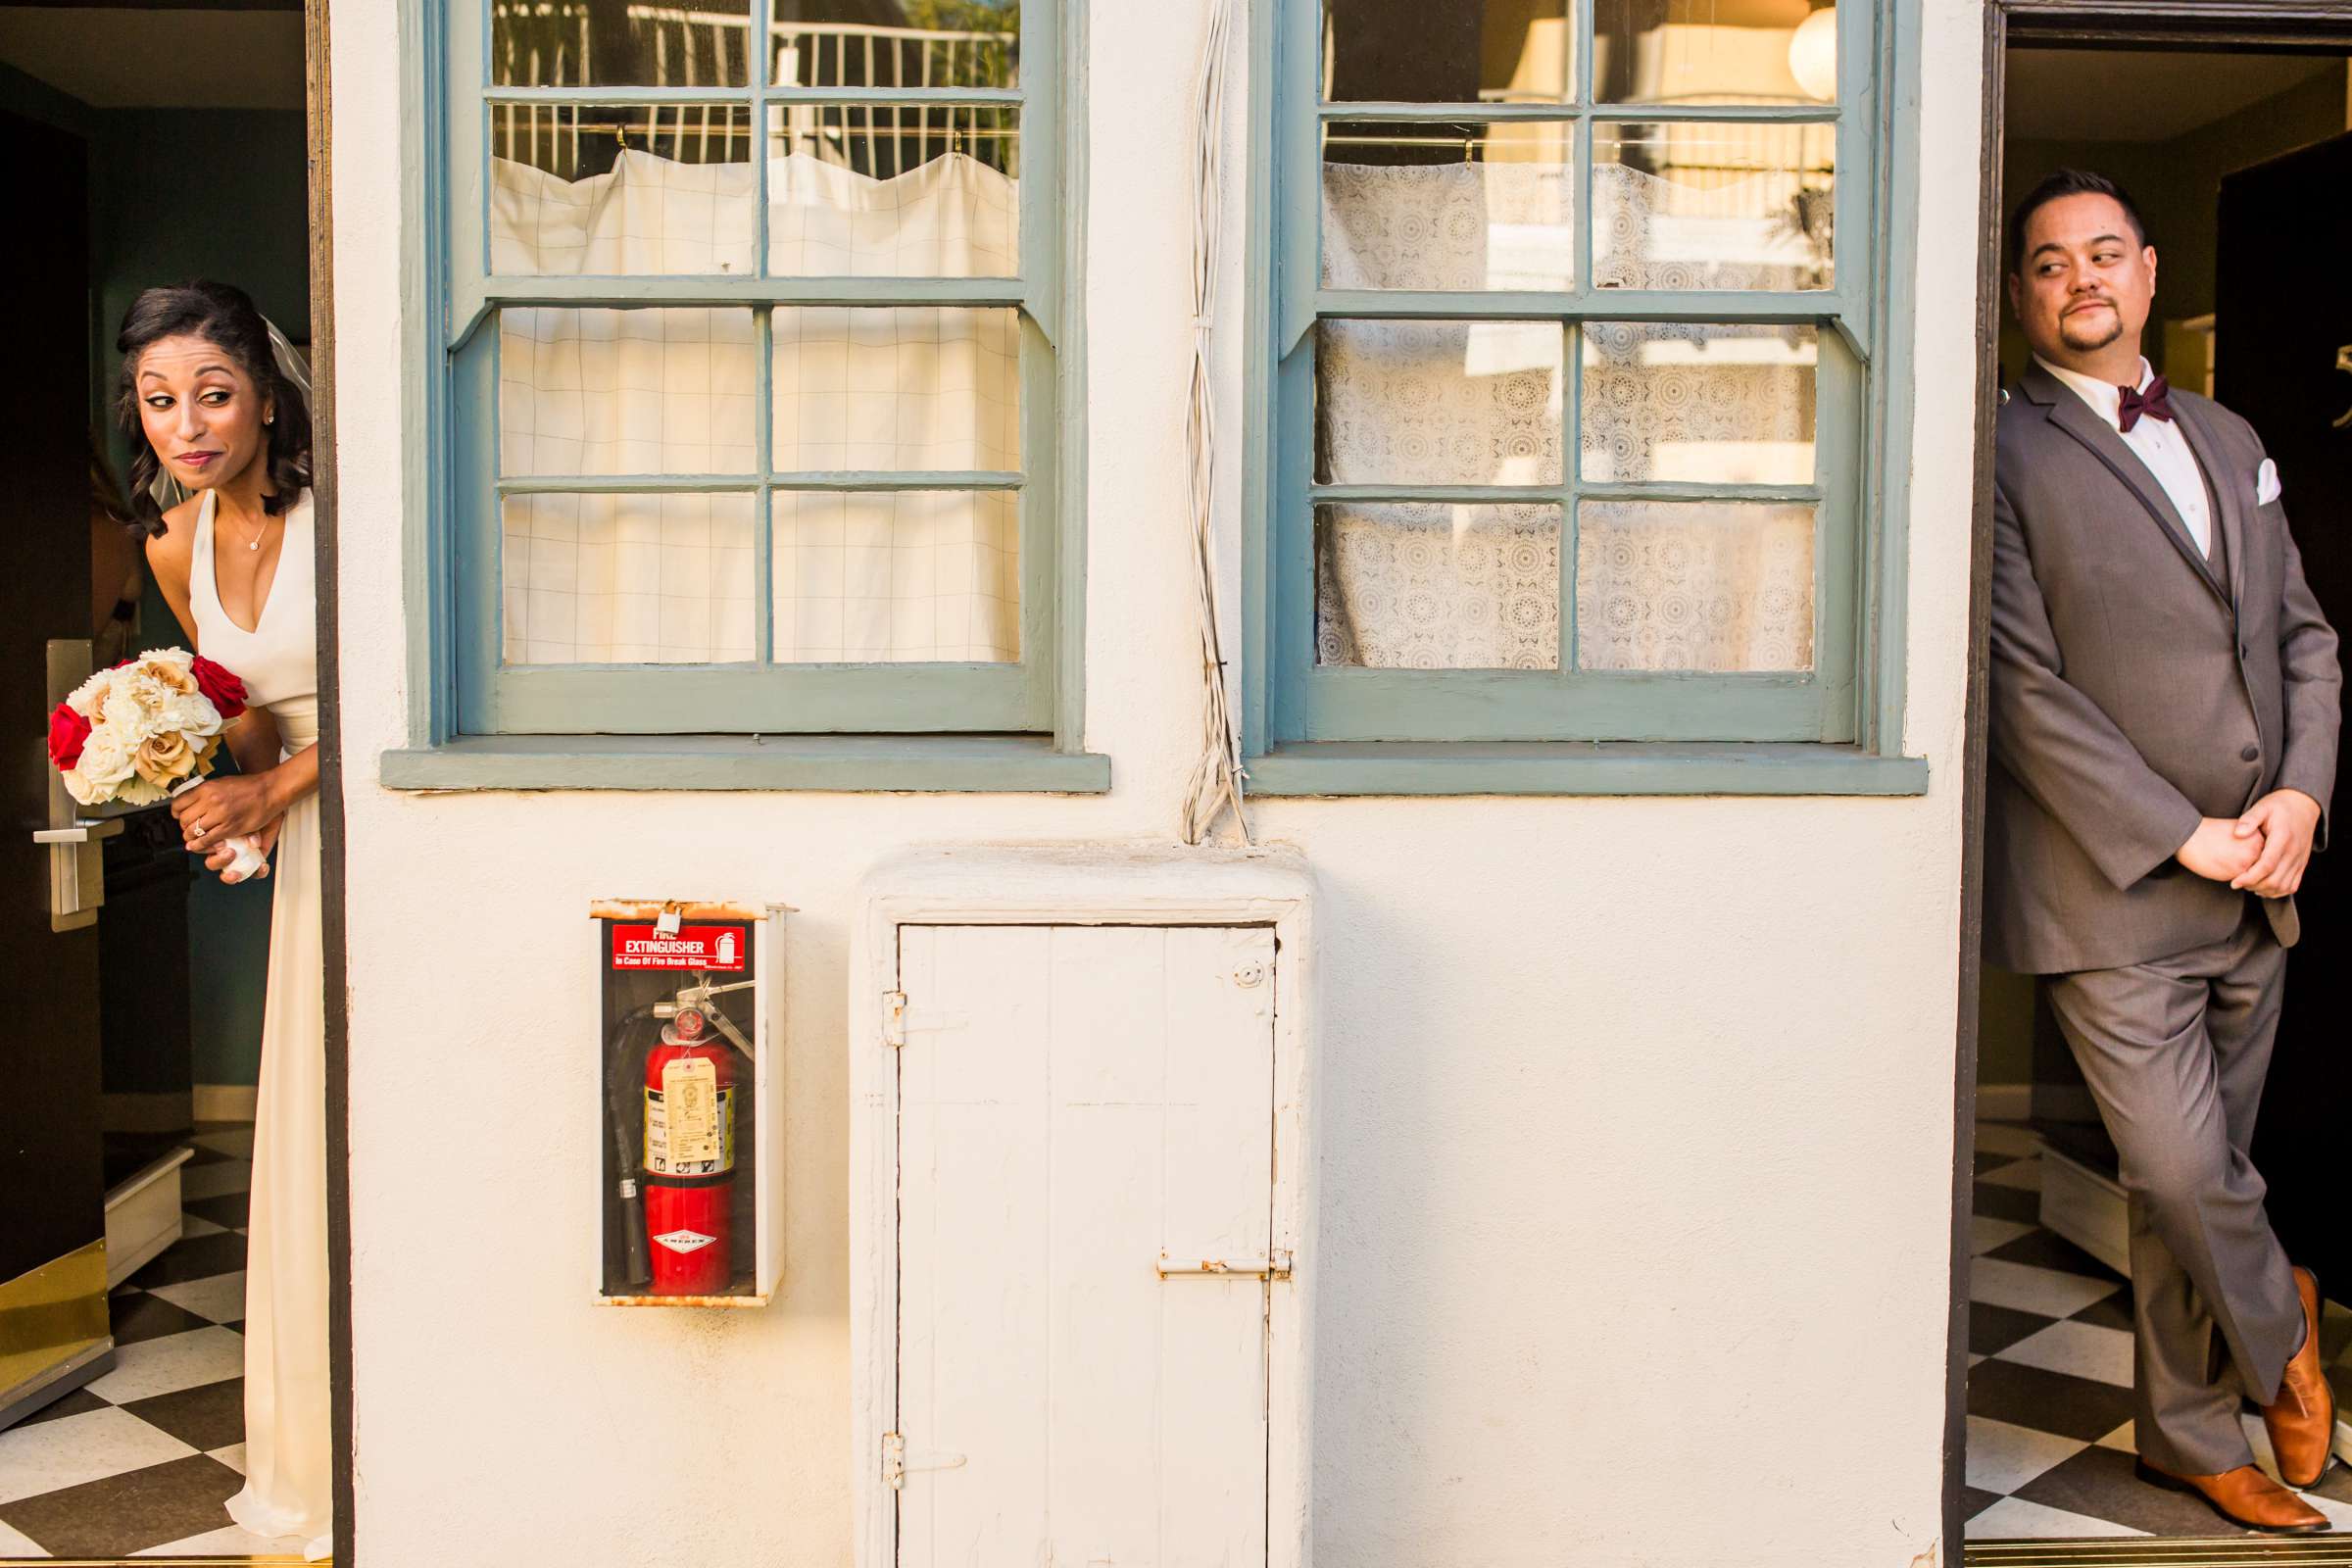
[{"xmin": 1985, "ymin": 362, "xmax": 2342, "ymax": 974}]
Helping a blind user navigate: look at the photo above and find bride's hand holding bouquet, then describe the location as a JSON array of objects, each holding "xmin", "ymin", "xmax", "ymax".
[
  {"xmin": 173, "ymin": 769, "xmax": 286, "ymax": 878},
  {"xmin": 47, "ymin": 647, "xmax": 271, "ymax": 883}
]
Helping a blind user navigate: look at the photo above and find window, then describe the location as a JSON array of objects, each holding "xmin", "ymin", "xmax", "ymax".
[
  {"xmin": 428, "ymin": 0, "xmax": 1076, "ymax": 751},
  {"xmin": 1244, "ymin": 0, "xmax": 1925, "ymax": 791}
]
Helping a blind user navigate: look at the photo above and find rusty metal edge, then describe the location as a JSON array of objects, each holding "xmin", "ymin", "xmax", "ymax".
[{"xmin": 588, "ymin": 900, "xmax": 774, "ymax": 923}]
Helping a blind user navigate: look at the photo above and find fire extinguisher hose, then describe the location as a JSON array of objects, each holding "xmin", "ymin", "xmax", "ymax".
[{"xmin": 606, "ymin": 1006, "xmax": 660, "ymax": 1287}]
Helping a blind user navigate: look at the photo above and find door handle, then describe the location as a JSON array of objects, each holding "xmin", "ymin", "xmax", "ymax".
[
  {"xmin": 34, "ymin": 822, "xmax": 123, "ymax": 845},
  {"xmin": 34, "ymin": 819, "xmax": 121, "ymax": 933},
  {"xmin": 39, "ymin": 638, "xmax": 111, "ymax": 932}
]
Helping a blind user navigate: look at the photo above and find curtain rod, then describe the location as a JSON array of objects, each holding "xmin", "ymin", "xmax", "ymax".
[{"xmin": 514, "ymin": 122, "xmax": 1020, "ymax": 142}]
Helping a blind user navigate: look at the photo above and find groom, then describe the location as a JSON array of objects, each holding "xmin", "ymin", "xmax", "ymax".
[{"xmin": 1986, "ymin": 168, "xmax": 2343, "ymax": 1532}]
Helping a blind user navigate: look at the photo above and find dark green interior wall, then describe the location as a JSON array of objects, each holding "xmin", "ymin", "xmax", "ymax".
[
  {"xmin": 1995, "ymin": 68, "xmax": 2345, "ymax": 386},
  {"xmin": 92, "ymin": 109, "xmax": 311, "ymax": 466},
  {"xmin": 94, "ymin": 109, "xmax": 310, "ymax": 1090}
]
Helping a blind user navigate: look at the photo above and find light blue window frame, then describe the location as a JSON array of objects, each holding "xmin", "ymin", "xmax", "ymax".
[
  {"xmin": 1241, "ymin": 0, "xmax": 1930, "ymax": 795},
  {"xmin": 402, "ymin": 0, "xmax": 1092, "ymax": 767}
]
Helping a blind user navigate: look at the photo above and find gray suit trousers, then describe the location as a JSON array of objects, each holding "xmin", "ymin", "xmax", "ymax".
[{"xmin": 2043, "ymin": 906, "xmax": 2304, "ymax": 1476}]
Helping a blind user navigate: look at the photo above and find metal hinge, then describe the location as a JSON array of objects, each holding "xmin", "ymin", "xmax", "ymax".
[
  {"xmin": 882, "ymin": 1431, "xmax": 966, "ymax": 1490},
  {"xmin": 881, "ymin": 992, "xmax": 967, "ymax": 1049}
]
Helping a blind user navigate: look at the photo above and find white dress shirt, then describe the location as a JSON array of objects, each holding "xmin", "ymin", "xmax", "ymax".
[{"xmin": 2035, "ymin": 354, "xmax": 2213, "ymax": 558}]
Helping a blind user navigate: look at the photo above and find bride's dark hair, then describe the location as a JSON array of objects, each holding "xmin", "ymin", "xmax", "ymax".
[{"xmin": 115, "ymin": 281, "xmax": 312, "ymax": 539}]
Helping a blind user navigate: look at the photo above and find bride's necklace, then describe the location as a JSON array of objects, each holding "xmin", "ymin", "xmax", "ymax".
[{"xmin": 221, "ymin": 504, "xmax": 275, "ymax": 553}]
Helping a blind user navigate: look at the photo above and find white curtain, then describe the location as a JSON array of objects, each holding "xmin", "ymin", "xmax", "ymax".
[
  {"xmin": 492, "ymin": 149, "xmax": 1022, "ymax": 666},
  {"xmin": 1315, "ymin": 160, "xmax": 1821, "ymax": 673}
]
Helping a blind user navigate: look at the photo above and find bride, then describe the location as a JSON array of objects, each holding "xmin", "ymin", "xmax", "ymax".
[{"xmin": 121, "ymin": 280, "xmax": 331, "ymax": 1557}]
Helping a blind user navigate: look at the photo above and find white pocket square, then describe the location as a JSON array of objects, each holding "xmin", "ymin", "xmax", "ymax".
[{"xmin": 2256, "ymin": 458, "xmax": 2282, "ymax": 505}]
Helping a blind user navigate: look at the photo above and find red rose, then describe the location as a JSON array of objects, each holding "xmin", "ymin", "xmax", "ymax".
[
  {"xmin": 48, "ymin": 703, "xmax": 90, "ymax": 771},
  {"xmin": 190, "ymin": 656, "xmax": 247, "ymax": 720}
]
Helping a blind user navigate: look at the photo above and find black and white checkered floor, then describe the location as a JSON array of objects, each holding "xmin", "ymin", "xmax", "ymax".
[
  {"xmin": 12, "ymin": 1114, "xmax": 2349, "ymax": 1551},
  {"xmin": 1967, "ymin": 1117, "xmax": 2352, "ymax": 1539},
  {"xmin": 0, "ymin": 1123, "xmax": 310, "ymax": 1559}
]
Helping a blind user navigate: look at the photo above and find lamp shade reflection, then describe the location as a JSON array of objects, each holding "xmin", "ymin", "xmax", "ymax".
[{"xmin": 1788, "ymin": 6, "xmax": 1838, "ymax": 101}]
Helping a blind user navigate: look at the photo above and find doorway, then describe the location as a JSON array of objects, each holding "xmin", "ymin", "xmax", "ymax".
[
  {"xmin": 1956, "ymin": 6, "xmax": 2352, "ymax": 1558},
  {"xmin": 0, "ymin": 2, "xmax": 341, "ymax": 1560}
]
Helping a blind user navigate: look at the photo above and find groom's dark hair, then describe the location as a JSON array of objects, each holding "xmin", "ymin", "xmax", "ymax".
[{"xmin": 2008, "ymin": 168, "xmax": 2150, "ymax": 276}]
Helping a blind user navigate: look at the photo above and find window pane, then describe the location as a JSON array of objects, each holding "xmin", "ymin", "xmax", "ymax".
[
  {"xmin": 490, "ymin": 103, "xmax": 757, "ymax": 275},
  {"xmin": 1592, "ymin": 121, "xmax": 1834, "ymax": 290},
  {"xmin": 771, "ymin": 307, "xmax": 1022, "ymax": 471},
  {"xmin": 1315, "ymin": 502, "xmax": 1559, "ymax": 668},
  {"xmin": 1321, "ymin": 0, "xmax": 1573, "ymax": 104},
  {"xmin": 500, "ymin": 308, "xmax": 759, "ymax": 476},
  {"xmin": 771, "ymin": 0, "xmax": 1018, "ymax": 90},
  {"xmin": 1314, "ymin": 319, "xmax": 1563, "ymax": 486},
  {"xmin": 1593, "ymin": 0, "xmax": 1836, "ymax": 106},
  {"xmin": 1321, "ymin": 121, "xmax": 1573, "ymax": 292},
  {"xmin": 766, "ymin": 103, "xmax": 1018, "ymax": 275},
  {"xmin": 503, "ymin": 492, "xmax": 757, "ymax": 665},
  {"xmin": 1580, "ymin": 322, "xmax": 1816, "ymax": 483},
  {"xmin": 1574, "ymin": 499, "xmax": 1813, "ymax": 670},
  {"xmin": 770, "ymin": 490, "xmax": 1020, "ymax": 662},
  {"xmin": 493, "ymin": 0, "xmax": 753, "ymax": 89}
]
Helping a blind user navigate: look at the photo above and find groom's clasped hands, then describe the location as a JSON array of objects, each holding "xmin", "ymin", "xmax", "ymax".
[{"xmin": 2175, "ymin": 788, "xmax": 2323, "ymax": 897}]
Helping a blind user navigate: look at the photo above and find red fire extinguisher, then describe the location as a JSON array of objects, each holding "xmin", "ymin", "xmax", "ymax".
[{"xmin": 642, "ymin": 1005, "xmax": 737, "ymax": 1294}]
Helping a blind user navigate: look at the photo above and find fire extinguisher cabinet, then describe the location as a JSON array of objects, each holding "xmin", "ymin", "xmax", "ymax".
[{"xmin": 592, "ymin": 900, "xmax": 786, "ymax": 1306}]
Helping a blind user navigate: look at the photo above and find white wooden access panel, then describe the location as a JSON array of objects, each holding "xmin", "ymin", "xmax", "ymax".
[{"xmin": 890, "ymin": 922, "xmax": 1279, "ymax": 1566}]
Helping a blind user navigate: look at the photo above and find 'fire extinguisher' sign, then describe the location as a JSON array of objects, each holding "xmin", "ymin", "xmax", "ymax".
[{"xmin": 611, "ymin": 924, "xmax": 747, "ymax": 971}]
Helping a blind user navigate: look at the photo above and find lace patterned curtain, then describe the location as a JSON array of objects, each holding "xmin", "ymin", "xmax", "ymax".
[{"xmin": 1315, "ymin": 155, "xmax": 1824, "ymax": 674}]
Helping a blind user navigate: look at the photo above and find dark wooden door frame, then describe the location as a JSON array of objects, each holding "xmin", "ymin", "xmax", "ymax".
[
  {"xmin": 302, "ymin": 0, "xmax": 354, "ymax": 1563},
  {"xmin": 1950, "ymin": 6, "xmax": 2352, "ymax": 1562}
]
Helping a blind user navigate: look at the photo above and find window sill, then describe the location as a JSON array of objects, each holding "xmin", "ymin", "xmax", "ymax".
[
  {"xmin": 379, "ymin": 734, "xmax": 1111, "ymax": 794},
  {"xmin": 1243, "ymin": 742, "xmax": 1930, "ymax": 798}
]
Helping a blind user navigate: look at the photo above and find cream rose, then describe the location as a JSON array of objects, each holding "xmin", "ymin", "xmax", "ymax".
[
  {"xmin": 143, "ymin": 659, "xmax": 200, "ymax": 697},
  {"xmin": 154, "ymin": 692, "xmax": 223, "ymax": 739},
  {"xmin": 63, "ymin": 727, "xmax": 137, "ymax": 805},
  {"xmin": 113, "ymin": 685, "xmax": 156, "ymax": 738},
  {"xmin": 132, "ymin": 729, "xmax": 197, "ymax": 790}
]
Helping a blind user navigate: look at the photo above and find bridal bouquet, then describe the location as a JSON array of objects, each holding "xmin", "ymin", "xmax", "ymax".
[{"xmin": 47, "ymin": 648, "xmax": 269, "ymax": 882}]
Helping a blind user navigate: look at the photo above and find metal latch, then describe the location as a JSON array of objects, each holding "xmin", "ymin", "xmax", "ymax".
[
  {"xmin": 1156, "ymin": 1250, "xmax": 1293, "ymax": 1281},
  {"xmin": 881, "ymin": 992, "xmax": 967, "ymax": 1049},
  {"xmin": 882, "ymin": 1431, "xmax": 967, "ymax": 1490}
]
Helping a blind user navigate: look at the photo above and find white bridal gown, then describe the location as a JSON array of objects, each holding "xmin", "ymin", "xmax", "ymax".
[{"xmin": 189, "ymin": 486, "xmax": 331, "ymax": 1555}]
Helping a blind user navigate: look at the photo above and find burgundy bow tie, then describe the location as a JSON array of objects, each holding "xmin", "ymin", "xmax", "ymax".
[{"xmin": 2117, "ymin": 375, "xmax": 2176, "ymax": 433}]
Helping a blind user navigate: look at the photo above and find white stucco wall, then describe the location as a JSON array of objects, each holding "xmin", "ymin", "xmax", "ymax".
[{"xmin": 330, "ymin": 0, "xmax": 1987, "ymax": 1562}]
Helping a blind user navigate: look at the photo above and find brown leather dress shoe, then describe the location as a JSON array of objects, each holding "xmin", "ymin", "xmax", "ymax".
[
  {"xmin": 2263, "ymin": 1266, "xmax": 2338, "ymax": 1490},
  {"xmin": 2133, "ymin": 1459, "xmax": 2328, "ymax": 1533}
]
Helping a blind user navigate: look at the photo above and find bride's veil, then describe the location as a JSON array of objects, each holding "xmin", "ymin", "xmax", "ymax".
[{"xmin": 145, "ymin": 317, "xmax": 315, "ymax": 512}]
